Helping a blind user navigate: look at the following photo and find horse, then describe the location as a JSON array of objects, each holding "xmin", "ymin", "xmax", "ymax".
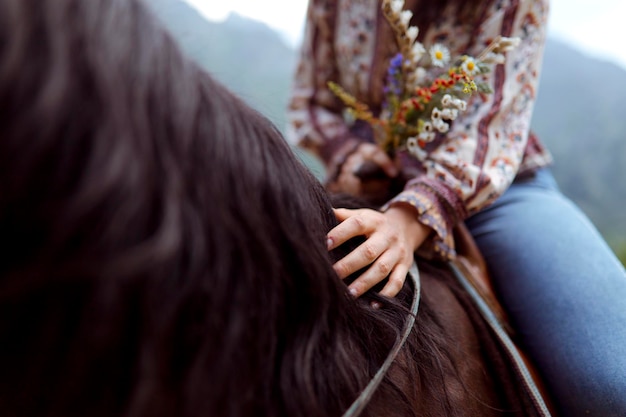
[{"xmin": 0, "ymin": 0, "xmax": 552, "ymax": 416}]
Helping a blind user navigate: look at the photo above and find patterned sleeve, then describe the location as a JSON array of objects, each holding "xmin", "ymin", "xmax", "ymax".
[
  {"xmin": 286, "ymin": 0, "xmax": 365, "ymax": 181},
  {"xmin": 384, "ymin": 0, "xmax": 550, "ymax": 259}
]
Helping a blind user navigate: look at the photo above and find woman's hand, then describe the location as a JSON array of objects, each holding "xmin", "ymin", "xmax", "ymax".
[
  {"xmin": 328, "ymin": 143, "xmax": 399, "ymax": 200},
  {"xmin": 327, "ymin": 205, "xmax": 432, "ymax": 298}
]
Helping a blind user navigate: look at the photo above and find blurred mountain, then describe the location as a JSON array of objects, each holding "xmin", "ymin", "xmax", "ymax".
[
  {"xmin": 147, "ymin": 0, "xmax": 297, "ymax": 128},
  {"xmin": 533, "ymin": 40, "xmax": 626, "ymax": 244},
  {"xmin": 147, "ymin": 0, "xmax": 626, "ymax": 253}
]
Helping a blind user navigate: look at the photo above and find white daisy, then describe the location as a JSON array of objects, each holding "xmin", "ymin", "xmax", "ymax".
[
  {"xmin": 429, "ymin": 44, "xmax": 450, "ymax": 67},
  {"xmin": 418, "ymin": 131, "xmax": 436, "ymax": 142},
  {"xmin": 399, "ymin": 10, "xmax": 412, "ymax": 27},
  {"xmin": 433, "ymin": 119, "xmax": 449, "ymax": 133},
  {"xmin": 441, "ymin": 108, "xmax": 459, "ymax": 120},
  {"xmin": 497, "ymin": 36, "xmax": 521, "ymax": 52},
  {"xmin": 390, "ymin": 0, "xmax": 405, "ymax": 14},
  {"xmin": 406, "ymin": 137, "xmax": 419, "ymax": 152},
  {"xmin": 461, "ymin": 57, "xmax": 480, "ymax": 75},
  {"xmin": 482, "ymin": 52, "xmax": 505, "ymax": 65},
  {"xmin": 406, "ymin": 137, "xmax": 428, "ymax": 160},
  {"xmin": 442, "ymin": 95, "xmax": 468, "ymax": 111},
  {"xmin": 455, "ymin": 99, "xmax": 467, "ymax": 111},
  {"xmin": 406, "ymin": 26, "xmax": 418, "ymax": 43},
  {"xmin": 413, "ymin": 67, "xmax": 427, "ymax": 84},
  {"xmin": 411, "ymin": 43, "xmax": 425, "ymax": 63}
]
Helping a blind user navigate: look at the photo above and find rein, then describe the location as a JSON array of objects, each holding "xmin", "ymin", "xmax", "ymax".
[{"xmin": 342, "ymin": 262, "xmax": 421, "ymax": 417}]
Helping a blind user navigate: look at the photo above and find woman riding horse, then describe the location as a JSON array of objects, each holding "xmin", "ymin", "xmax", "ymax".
[{"xmin": 0, "ymin": 0, "xmax": 547, "ymax": 415}]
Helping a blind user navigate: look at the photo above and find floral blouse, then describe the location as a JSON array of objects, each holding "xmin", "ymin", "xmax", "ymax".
[{"xmin": 287, "ymin": 0, "xmax": 552, "ymax": 259}]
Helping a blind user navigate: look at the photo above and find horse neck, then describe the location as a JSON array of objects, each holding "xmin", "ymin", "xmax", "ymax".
[{"xmin": 309, "ymin": 292, "xmax": 428, "ymax": 417}]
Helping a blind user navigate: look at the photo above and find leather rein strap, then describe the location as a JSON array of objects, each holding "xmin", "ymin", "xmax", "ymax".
[
  {"xmin": 341, "ymin": 259, "xmax": 552, "ymax": 417},
  {"xmin": 449, "ymin": 262, "xmax": 553, "ymax": 417},
  {"xmin": 342, "ymin": 262, "xmax": 421, "ymax": 417}
]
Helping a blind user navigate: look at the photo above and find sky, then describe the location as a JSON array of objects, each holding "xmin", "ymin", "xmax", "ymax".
[{"xmin": 184, "ymin": 0, "xmax": 626, "ymax": 70}]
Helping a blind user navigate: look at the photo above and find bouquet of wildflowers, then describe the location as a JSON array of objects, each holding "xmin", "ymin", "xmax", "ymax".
[{"xmin": 328, "ymin": 0, "xmax": 520, "ymax": 159}]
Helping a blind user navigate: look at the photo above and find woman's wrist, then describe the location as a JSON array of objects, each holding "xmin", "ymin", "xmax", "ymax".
[{"xmin": 384, "ymin": 204, "xmax": 432, "ymax": 252}]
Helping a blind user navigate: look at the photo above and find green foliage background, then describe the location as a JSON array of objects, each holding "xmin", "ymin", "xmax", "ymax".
[{"xmin": 148, "ymin": 0, "xmax": 626, "ymax": 266}]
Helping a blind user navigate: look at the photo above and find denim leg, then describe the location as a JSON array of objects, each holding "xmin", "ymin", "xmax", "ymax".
[{"xmin": 465, "ymin": 168, "xmax": 626, "ymax": 417}]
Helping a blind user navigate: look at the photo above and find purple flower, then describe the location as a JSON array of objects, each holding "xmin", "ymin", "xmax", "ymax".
[
  {"xmin": 385, "ymin": 53, "xmax": 404, "ymax": 97},
  {"xmin": 389, "ymin": 53, "xmax": 403, "ymax": 71}
]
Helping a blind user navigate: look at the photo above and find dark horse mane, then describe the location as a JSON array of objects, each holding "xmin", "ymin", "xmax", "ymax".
[{"xmin": 0, "ymin": 0, "xmax": 464, "ymax": 416}]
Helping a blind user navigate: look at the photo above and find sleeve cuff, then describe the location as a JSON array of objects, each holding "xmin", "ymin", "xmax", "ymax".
[{"xmin": 382, "ymin": 177, "xmax": 468, "ymax": 260}]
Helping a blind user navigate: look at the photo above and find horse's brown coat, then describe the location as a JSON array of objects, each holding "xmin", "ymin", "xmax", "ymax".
[{"xmin": 365, "ymin": 258, "xmax": 545, "ymax": 417}]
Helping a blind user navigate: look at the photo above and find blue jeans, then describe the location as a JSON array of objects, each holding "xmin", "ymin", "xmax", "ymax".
[{"xmin": 465, "ymin": 168, "xmax": 626, "ymax": 417}]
